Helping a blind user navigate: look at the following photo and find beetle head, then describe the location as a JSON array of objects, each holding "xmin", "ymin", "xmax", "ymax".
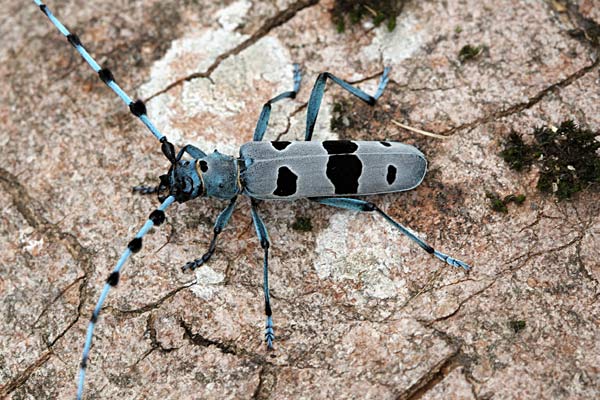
[{"xmin": 157, "ymin": 139, "xmax": 205, "ymax": 203}]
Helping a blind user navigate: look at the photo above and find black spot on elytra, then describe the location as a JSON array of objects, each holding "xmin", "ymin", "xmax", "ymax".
[
  {"xmin": 273, "ymin": 166, "xmax": 298, "ymax": 197},
  {"xmin": 271, "ymin": 141, "xmax": 291, "ymax": 151},
  {"xmin": 199, "ymin": 160, "xmax": 208, "ymax": 172},
  {"xmin": 326, "ymin": 155, "xmax": 362, "ymax": 194},
  {"xmin": 323, "ymin": 140, "xmax": 358, "ymax": 154},
  {"xmin": 387, "ymin": 165, "xmax": 397, "ymax": 185},
  {"xmin": 380, "ymin": 141, "xmax": 391, "ymax": 147}
]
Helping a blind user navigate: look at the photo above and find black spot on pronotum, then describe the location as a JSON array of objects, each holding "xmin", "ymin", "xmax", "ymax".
[
  {"xmin": 98, "ymin": 68, "xmax": 115, "ymax": 84},
  {"xmin": 67, "ymin": 34, "xmax": 81, "ymax": 48},
  {"xmin": 128, "ymin": 237, "xmax": 142, "ymax": 253},
  {"xmin": 149, "ymin": 210, "xmax": 166, "ymax": 226},
  {"xmin": 80, "ymin": 358, "xmax": 87, "ymax": 369},
  {"xmin": 380, "ymin": 141, "xmax": 392, "ymax": 147},
  {"xmin": 90, "ymin": 313, "xmax": 98, "ymax": 324},
  {"xmin": 386, "ymin": 165, "xmax": 397, "ymax": 185},
  {"xmin": 106, "ymin": 271, "xmax": 120, "ymax": 287},
  {"xmin": 323, "ymin": 140, "xmax": 358, "ymax": 154},
  {"xmin": 271, "ymin": 141, "xmax": 291, "ymax": 151},
  {"xmin": 39, "ymin": 5, "xmax": 48, "ymax": 15},
  {"xmin": 129, "ymin": 99, "xmax": 147, "ymax": 116},
  {"xmin": 273, "ymin": 166, "xmax": 298, "ymax": 197},
  {"xmin": 326, "ymin": 155, "xmax": 362, "ymax": 194},
  {"xmin": 199, "ymin": 160, "xmax": 208, "ymax": 172}
]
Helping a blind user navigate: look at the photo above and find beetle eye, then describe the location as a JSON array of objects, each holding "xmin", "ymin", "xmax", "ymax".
[{"xmin": 159, "ymin": 174, "xmax": 169, "ymax": 186}]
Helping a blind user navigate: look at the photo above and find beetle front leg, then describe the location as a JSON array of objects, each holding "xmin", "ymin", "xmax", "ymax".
[
  {"xmin": 250, "ymin": 199, "xmax": 275, "ymax": 348},
  {"xmin": 253, "ymin": 64, "xmax": 302, "ymax": 142},
  {"xmin": 176, "ymin": 144, "xmax": 207, "ymax": 161},
  {"xmin": 132, "ymin": 185, "xmax": 159, "ymax": 195},
  {"xmin": 182, "ymin": 196, "xmax": 238, "ymax": 272}
]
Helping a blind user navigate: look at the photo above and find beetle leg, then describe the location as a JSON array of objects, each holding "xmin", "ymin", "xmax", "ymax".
[
  {"xmin": 176, "ymin": 144, "xmax": 207, "ymax": 161},
  {"xmin": 182, "ymin": 196, "xmax": 238, "ymax": 272},
  {"xmin": 132, "ymin": 185, "xmax": 159, "ymax": 195},
  {"xmin": 250, "ymin": 199, "xmax": 275, "ymax": 348},
  {"xmin": 253, "ymin": 64, "xmax": 302, "ymax": 142},
  {"xmin": 310, "ymin": 197, "xmax": 471, "ymax": 271},
  {"xmin": 305, "ymin": 67, "xmax": 390, "ymax": 141}
]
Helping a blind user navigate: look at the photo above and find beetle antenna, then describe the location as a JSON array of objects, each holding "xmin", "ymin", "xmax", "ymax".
[
  {"xmin": 76, "ymin": 196, "xmax": 175, "ymax": 400},
  {"xmin": 34, "ymin": 0, "xmax": 175, "ymax": 157}
]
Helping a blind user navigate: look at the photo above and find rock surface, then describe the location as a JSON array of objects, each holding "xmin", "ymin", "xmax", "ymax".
[{"xmin": 0, "ymin": 0, "xmax": 598, "ymax": 399}]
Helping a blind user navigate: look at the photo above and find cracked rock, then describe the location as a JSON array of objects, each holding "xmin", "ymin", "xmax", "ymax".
[{"xmin": 1, "ymin": 0, "xmax": 598, "ymax": 399}]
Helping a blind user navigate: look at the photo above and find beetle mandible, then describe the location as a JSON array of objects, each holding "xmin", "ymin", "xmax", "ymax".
[{"xmin": 32, "ymin": 1, "xmax": 472, "ymax": 399}]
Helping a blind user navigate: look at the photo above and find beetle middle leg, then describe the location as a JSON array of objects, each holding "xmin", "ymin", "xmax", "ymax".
[
  {"xmin": 250, "ymin": 199, "xmax": 275, "ymax": 348},
  {"xmin": 310, "ymin": 197, "xmax": 471, "ymax": 270},
  {"xmin": 253, "ymin": 63, "xmax": 302, "ymax": 142},
  {"xmin": 181, "ymin": 196, "xmax": 238, "ymax": 271}
]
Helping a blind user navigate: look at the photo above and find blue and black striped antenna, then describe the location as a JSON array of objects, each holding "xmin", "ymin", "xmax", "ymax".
[
  {"xmin": 77, "ymin": 196, "xmax": 174, "ymax": 399},
  {"xmin": 32, "ymin": 1, "xmax": 178, "ymax": 398},
  {"xmin": 33, "ymin": 0, "xmax": 178, "ymax": 165},
  {"xmin": 77, "ymin": 196, "xmax": 175, "ymax": 400}
]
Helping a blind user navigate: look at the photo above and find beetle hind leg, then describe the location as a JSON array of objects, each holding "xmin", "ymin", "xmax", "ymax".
[{"xmin": 310, "ymin": 197, "xmax": 471, "ymax": 271}]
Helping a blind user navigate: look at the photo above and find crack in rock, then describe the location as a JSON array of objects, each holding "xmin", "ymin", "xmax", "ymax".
[
  {"xmin": 0, "ymin": 351, "xmax": 53, "ymax": 397},
  {"xmin": 442, "ymin": 58, "xmax": 599, "ymax": 136},
  {"xmin": 144, "ymin": 0, "xmax": 319, "ymax": 102},
  {"xmin": 0, "ymin": 168, "xmax": 96, "ymax": 395}
]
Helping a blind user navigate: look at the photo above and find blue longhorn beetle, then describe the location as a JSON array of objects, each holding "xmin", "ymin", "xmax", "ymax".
[{"xmin": 33, "ymin": 1, "xmax": 471, "ymax": 398}]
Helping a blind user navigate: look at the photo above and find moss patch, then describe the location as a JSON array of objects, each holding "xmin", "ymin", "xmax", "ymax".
[
  {"xmin": 486, "ymin": 192, "xmax": 526, "ymax": 213},
  {"xmin": 292, "ymin": 216, "xmax": 313, "ymax": 232},
  {"xmin": 332, "ymin": 0, "xmax": 406, "ymax": 33},
  {"xmin": 458, "ymin": 44, "xmax": 486, "ymax": 62},
  {"xmin": 500, "ymin": 121, "xmax": 600, "ymax": 200},
  {"xmin": 330, "ymin": 101, "xmax": 349, "ymax": 132},
  {"xmin": 509, "ymin": 320, "xmax": 526, "ymax": 334}
]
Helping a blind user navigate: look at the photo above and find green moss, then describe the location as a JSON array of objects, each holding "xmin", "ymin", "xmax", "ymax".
[
  {"xmin": 486, "ymin": 192, "xmax": 508, "ymax": 213},
  {"xmin": 486, "ymin": 192, "xmax": 526, "ymax": 213},
  {"xmin": 509, "ymin": 320, "xmax": 526, "ymax": 334},
  {"xmin": 332, "ymin": 0, "xmax": 405, "ymax": 33},
  {"xmin": 500, "ymin": 121, "xmax": 600, "ymax": 200},
  {"xmin": 292, "ymin": 216, "xmax": 313, "ymax": 232},
  {"xmin": 506, "ymin": 194, "xmax": 526, "ymax": 205},
  {"xmin": 458, "ymin": 44, "xmax": 485, "ymax": 62},
  {"xmin": 386, "ymin": 16, "xmax": 396, "ymax": 31},
  {"xmin": 372, "ymin": 13, "xmax": 386, "ymax": 26},
  {"xmin": 330, "ymin": 100, "xmax": 348, "ymax": 132},
  {"xmin": 499, "ymin": 132, "xmax": 534, "ymax": 171}
]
